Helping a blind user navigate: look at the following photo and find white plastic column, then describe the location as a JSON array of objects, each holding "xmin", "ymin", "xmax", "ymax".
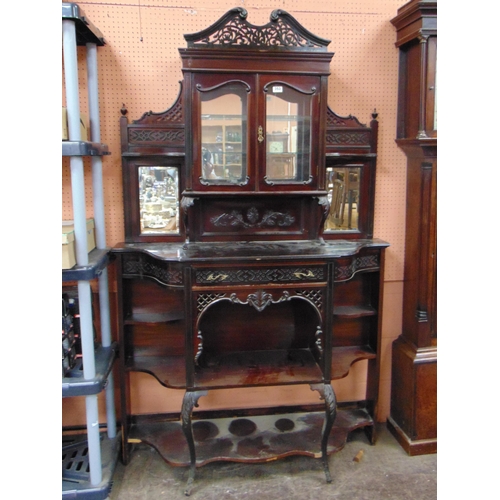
[
  {"xmin": 62, "ymin": 19, "xmax": 102, "ymax": 486},
  {"xmin": 86, "ymin": 43, "xmax": 116, "ymax": 439}
]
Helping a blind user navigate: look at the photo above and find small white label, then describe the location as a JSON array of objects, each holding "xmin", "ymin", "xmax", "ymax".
[{"xmin": 272, "ymin": 86, "xmax": 283, "ymax": 93}]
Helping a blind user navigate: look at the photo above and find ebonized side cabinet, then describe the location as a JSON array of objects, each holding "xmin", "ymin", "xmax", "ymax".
[
  {"xmin": 388, "ymin": 0, "xmax": 437, "ymax": 455},
  {"xmin": 113, "ymin": 9, "xmax": 388, "ymax": 494}
]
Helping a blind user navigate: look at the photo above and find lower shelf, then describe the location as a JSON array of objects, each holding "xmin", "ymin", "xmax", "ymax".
[
  {"xmin": 127, "ymin": 407, "xmax": 373, "ymax": 467},
  {"xmin": 128, "ymin": 344, "xmax": 376, "ymax": 389},
  {"xmin": 62, "ymin": 431, "xmax": 121, "ymax": 499}
]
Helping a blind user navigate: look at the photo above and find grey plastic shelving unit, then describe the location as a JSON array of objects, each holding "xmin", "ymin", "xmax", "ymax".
[{"xmin": 62, "ymin": 4, "xmax": 119, "ymax": 499}]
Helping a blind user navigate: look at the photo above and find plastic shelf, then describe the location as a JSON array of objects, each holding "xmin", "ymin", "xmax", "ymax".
[
  {"xmin": 63, "ymin": 343, "xmax": 118, "ymax": 398},
  {"xmin": 62, "ymin": 3, "xmax": 105, "ymax": 46},
  {"xmin": 62, "ymin": 141, "xmax": 110, "ymax": 157},
  {"xmin": 62, "ymin": 249, "xmax": 111, "ymax": 282},
  {"xmin": 63, "ymin": 4, "xmax": 118, "ymax": 498},
  {"xmin": 62, "ymin": 432, "xmax": 120, "ymax": 499}
]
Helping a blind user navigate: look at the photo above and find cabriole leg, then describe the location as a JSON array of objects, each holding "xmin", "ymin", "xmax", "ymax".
[
  {"xmin": 311, "ymin": 383, "xmax": 337, "ymax": 483},
  {"xmin": 181, "ymin": 390, "xmax": 207, "ymax": 496}
]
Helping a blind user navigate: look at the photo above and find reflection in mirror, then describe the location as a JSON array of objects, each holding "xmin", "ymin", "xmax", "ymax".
[
  {"xmin": 265, "ymin": 84, "xmax": 312, "ymax": 183},
  {"xmin": 201, "ymin": 84, "xmax": 247, "ymax": 184},
  {"xmin": 139, "ymin": 166, "xmax": 179, "ymax": 235},
  {"xmin": 324, "ymin": 166, "xmax": 360, "ymax": 232}
]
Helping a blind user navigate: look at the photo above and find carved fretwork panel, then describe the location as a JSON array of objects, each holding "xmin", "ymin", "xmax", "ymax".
[
  {"xmin": 121, "ymin": 254, "xmax": 183, "ymax": 286},
  {"xmin": 120, "ymin": 82, "xmax": 186, "ymax": 154},
  {"xmin": 196, "ymin": 292, "xmax": 227, "ymax": 314},
  {"xmin": 195, "ymin": 288, "xmax": 325, "ymax": 319},
  {"xmin": 326, "ymin": 130, "xmax": 371, "ymax": 147},
  {"xmin": 195, "ymin": 266, "xmax": 325, "ymax": 285},
  {"xmin": 334, "ymin": 254, "xmax": 379, "ymax": 282},
  {"xmin": 324, "ymin": 106, "xmax": 377, "ymax": 155},
  {"xmin": 295, "ymin": 289, "xmax": 324, "ymax": 312},
  {"xmin": 128, "ymin": 128, "xmax": 185, "ymax": 146},
  {"xmin": 134, "ymin": 85, "xmax": 184, "ymax": 124},
  {"xmin": 184, "ymin": 8, "xmax": 330, "ymax": 50}
]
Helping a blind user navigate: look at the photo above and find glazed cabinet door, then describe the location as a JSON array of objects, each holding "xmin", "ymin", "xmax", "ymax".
[
  {"xmin": 191, "ymin": 73, "xmax": 256, "ymax": 191},
  {"xmin": 258, "ymin": 75, "xmax": 321, "ymax": 191},
  {"xmin": 189, "ymin": 73, "xmax": 321, "ymax": 193}
]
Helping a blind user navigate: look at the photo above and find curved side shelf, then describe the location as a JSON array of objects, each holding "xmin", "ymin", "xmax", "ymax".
[
  {"xmin": 124, "ymin": 310, "xmax": 185, "ymax": 325},
  {"xmin": 331, "ymin": 345, "xmax": 376, "ymax": 379},
  {"xmin": 333, "ymin": 305, "xmax": 376, "ymax": 318},
  {"xmin": 62, "ymin": 343, "xmax": 118, "ymax": 397},
  {"xmin": 127, "ymin": 355, "xmax": 186, "ymax": 389}
]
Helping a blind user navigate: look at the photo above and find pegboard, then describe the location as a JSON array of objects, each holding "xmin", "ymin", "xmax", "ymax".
[
  {"xmin": 62, "ymin": 0, "xmax": 410, "ymax": 424},
  {"xmin": 62, "ymin": 0, "xmax": 407, "ymax": 282}
]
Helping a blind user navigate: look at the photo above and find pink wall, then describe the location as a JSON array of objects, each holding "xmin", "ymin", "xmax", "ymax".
[{"xmin": 62, "ymin": 0, "xmax": 408, "ymax": 426}]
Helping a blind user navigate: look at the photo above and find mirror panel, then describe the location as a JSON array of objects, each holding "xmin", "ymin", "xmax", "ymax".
[
  {"xmin": 265, "ymin": 85, "xmax": 312, "ymax": 183},
  {"xmin": 324, "ymin": 166, "xmax": 361, "ymax": 232},
  {"xmin": 139, "ymin": 166, "xmax": 180, "ymax": 235},
  {"xmin": 201, "ymin": 84, "xmax": 248, "ymax": 184}
]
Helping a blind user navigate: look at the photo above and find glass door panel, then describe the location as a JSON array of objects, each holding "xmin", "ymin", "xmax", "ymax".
[
  {"xmin": 200, "ymin": 82, "xmax": 248, "ymax": 185},
  {"xmin": 265, "ymin": 83, "xmax": 313, "ymax": 184}
]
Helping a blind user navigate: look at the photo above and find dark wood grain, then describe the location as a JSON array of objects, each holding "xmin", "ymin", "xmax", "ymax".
[
  {"xmin": 114, "ymin": 8, "xmax": 389, "ymax": 484},
  {"xmin": 389, "ymin": 0, "xmax": 437, "ymax": 456}
]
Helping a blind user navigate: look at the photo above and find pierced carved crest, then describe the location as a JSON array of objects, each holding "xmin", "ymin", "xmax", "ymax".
[{"xmin": 184, "ymin": 8, "xmax": 330, "ymax": 50}]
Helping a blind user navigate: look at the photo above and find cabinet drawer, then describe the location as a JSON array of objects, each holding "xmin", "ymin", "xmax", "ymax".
[{"xmin": 194, "ymin": 265, "xmax": 326, "ymax": 286}]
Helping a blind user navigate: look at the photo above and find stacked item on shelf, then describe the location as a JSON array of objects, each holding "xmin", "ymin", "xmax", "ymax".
[{"xmin": 62, "ymin": 294, "xmax": 77, "ymax": 377}]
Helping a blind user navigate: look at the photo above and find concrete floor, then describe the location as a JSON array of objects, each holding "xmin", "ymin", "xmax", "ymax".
[{"xmin": 108, "ymin": 423, "xmax": 437, "ymax": 500}]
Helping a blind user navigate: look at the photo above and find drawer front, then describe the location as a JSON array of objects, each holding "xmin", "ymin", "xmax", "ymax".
[{"xmin": 194, "ymin": 265, "xmax": 326, "ymax": 286}]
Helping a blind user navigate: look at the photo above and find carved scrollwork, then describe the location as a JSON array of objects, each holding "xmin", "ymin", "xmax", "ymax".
[
  {"xmin": 210, "ymin": 206, "xmax": 295, "ymax": 229},
  {"xmin": 316, "ymin": 195, "xmax": 330, "ymax": 231},
  {"xmin": 194, "ymin": 330, "xmax": 204, "ymax": 365},
  {"xmin": 181, "ymin": 196, "xmax": 197, "ymax": 243},
  {"xmin": 310, "ymin": 383, "xmax": 337, "ymax": 422},
  {"xmin": 184, "ymin": 8, "xmax": 330, "ymax": 50},
  {"xmin": 315, "ymin": 326, "xmax": 323, "ymax": 356},
  {"xmin": 229, "ymin": 290, "xmax": 291, "ymax": 312}
]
